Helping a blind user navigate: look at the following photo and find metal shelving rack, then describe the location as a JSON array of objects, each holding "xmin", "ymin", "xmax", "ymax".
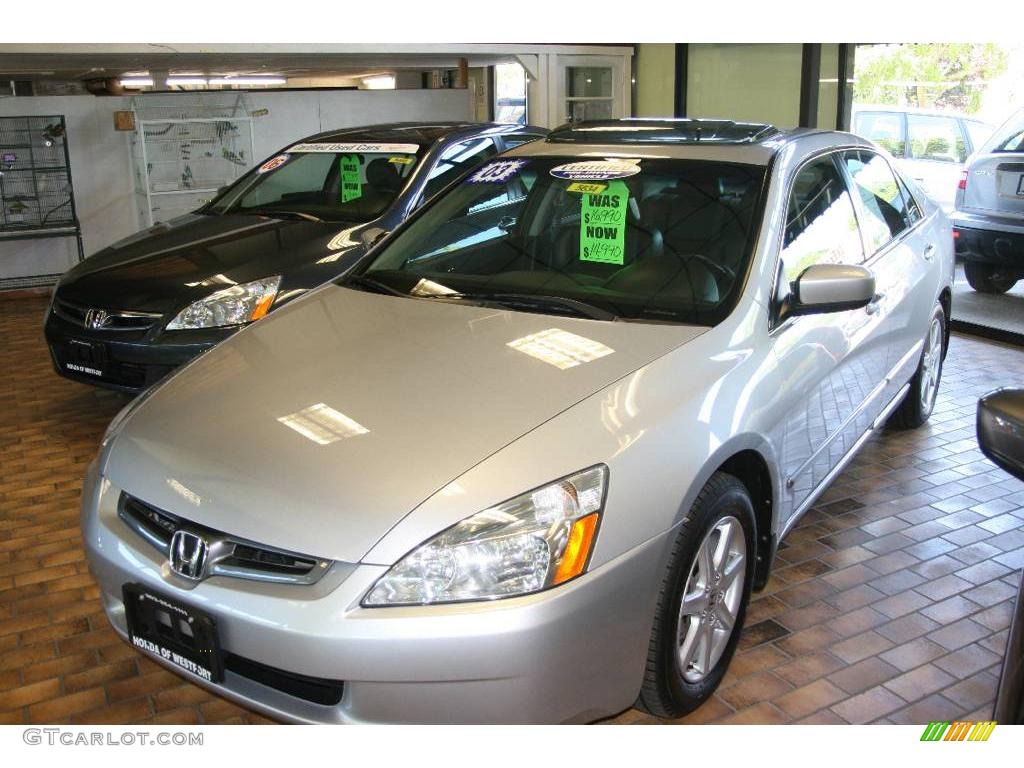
[
  {"xmin": 0, "ymin": 115, "xmax": 85, "ymax": 288},
  {"xmin": 130, "ymin": 93, "xmax": 256, "ymax": 226}
]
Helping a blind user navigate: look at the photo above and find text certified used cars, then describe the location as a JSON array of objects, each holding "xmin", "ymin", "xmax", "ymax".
[{"xmin": 81, "ymin": 119, "xmax": 954, "ymax": 723}]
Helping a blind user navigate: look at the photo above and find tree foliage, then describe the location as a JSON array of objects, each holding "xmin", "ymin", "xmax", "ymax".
[{"xmin": 855, "ymin": 44, "xmax": 1008, "ymax": 114}]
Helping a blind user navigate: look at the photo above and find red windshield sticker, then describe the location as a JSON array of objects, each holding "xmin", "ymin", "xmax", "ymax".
[{"xmin": 257, "ymin": 154, "xmax": 290, "ymax": 174}]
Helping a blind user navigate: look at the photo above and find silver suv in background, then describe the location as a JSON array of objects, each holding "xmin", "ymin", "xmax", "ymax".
[
  {"xmin": 953, "ymin": 109, "xmax": 1024, "ymax": 293},
  {"xmin": 853, "ymin": 105, "xmax": 993, "ymax": 213}
]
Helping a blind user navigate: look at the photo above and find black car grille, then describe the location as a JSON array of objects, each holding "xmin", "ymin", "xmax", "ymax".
[
  {"xmin": 118, "ymin": 494, "xmax": 330, "ymax": 585},
  {"xmin": 53, "ymin": 297, "xmax": 162, "ymax": 332}
]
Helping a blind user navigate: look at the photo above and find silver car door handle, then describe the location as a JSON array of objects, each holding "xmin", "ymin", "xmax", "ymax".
[
  {"xmin": 865, "ymin": 293, "xmax": 885, "ymax": 315},
  {"xmin": 923, "ymin": 243, "xmax": 936, "ymax": 261}
]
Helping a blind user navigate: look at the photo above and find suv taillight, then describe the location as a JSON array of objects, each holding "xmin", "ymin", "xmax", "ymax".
[{"xmin": 958, "ymin": 170, "xmax": 968, "ymax": 190}]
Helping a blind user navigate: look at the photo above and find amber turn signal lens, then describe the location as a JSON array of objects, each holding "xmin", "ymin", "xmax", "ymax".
[
  {"xmin": 553, "ymin": 512, "xmax": 600, "ymax": 585},
  {"xmin": 250, "ymin": 294, "xmax": 275, "ymax": 321}
]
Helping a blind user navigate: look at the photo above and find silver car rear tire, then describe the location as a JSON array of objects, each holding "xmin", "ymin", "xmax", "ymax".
[{"xmin": 636, "ymin": 472, "xmax": 755, "ymax": 719}]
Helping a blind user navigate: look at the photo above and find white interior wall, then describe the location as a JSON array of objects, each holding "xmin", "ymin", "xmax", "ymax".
[{"xmin": 0, "ymin": 88, "xmax": 471, "ymax": 282}]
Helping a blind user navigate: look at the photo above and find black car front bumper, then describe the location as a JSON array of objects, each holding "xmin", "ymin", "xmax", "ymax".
[{"xmin": 44, "ymin": 309, "xmax": 237, "ymax": 393}]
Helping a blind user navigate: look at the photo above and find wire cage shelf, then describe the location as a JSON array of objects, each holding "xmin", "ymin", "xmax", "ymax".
[
  {"xmin": 130, "ymin": 93, "xmax": 257, "ymax": 225},
  {"xmin": 0, "ymin": 116, "xmax": 80, "ymax": 231},
  {"xmin": 0, "ymin": 115, "xmax": 84, "ymax": 287}
]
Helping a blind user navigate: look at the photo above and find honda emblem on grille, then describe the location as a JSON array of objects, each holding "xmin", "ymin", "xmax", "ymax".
[
  {"xmin": 169, "ymin": 530, "xmax": 209, "ymax": 580},
  {"xmin": 84, "ymin": 309, "xmax": 110, "ymax": 329}
]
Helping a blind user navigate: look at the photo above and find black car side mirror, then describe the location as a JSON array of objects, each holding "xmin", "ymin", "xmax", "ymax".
[
  {"xmin": 978, "ymin": 389, "xmax": 1024, "ymax": 725},
  {"xmin": 977, "ymin": 388, "xmax": 1024, "ymax": 481}
]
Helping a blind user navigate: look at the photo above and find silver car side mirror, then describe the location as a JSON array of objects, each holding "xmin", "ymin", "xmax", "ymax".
[
  {"xmin": 978, "ymin": 388, "xmax": 1024, "ymax": 482},
  {"xmin": 788, "ymin": 264, "xmax": 876, "ymax": 317}
]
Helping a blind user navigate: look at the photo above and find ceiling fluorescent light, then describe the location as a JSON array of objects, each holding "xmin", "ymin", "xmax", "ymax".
[
  {"xmin": 167, "ymin": 77, "xmax": 208, "ymax": 86},
  {"xmin": 208, "ymin": 76, "xmax": 286, "ymax": 86},
  {"xmin": 362, "ymin": 75, "xmax": 396, "ymax": 90},
  {"xmin": 119, "ymin": 78, "xmax": 154, "ymax": 87}
]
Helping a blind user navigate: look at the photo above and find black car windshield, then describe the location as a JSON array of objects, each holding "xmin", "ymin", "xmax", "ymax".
[
  {"xmin": 345, "ymin": 155, "xmax": 766, "ymax": 325},
  {"xmin": 207, "ymin": 142, "xmax": 421, "ymax": 223}
]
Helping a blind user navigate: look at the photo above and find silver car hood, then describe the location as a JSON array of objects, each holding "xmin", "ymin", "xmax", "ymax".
[{"xmin": 106, "ymin": 285, "xmax": 706, "ymax": 563}]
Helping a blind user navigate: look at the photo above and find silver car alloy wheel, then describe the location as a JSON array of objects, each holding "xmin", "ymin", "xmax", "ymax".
[
  {"xmin": 676, "ymin": 515, "xmax": 746, "ymax": 683},
  {"xmin": 920, "ymin": 314, "xmax": 943, "ymax": 413}
]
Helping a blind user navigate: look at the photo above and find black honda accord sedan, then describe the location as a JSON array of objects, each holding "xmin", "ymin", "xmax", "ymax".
[{"xmin": 45, "ymin": 121, "xmax": 545, "ymax": 393}]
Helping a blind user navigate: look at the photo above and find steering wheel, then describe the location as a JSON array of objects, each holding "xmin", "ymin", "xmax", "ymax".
[{"xmin": 681, "ymin": 252, "xmax": 735, "ymax": 282}]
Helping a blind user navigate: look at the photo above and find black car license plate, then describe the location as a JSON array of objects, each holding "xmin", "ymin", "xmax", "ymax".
[
  {"xmin": 62, "ymin": 338, "xmax": 106, "ymax": 378},
  {"xmin": 122, "ymin": 583, "xmax": 224, "ymax": 683}
]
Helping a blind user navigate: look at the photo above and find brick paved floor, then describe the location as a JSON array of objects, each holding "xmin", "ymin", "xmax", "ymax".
[{"xmin": 2, "ymin": 294, "xmax": 1022, "ymax": 725}]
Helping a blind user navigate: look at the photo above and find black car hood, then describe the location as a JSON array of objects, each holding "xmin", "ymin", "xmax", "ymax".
[{"xmin": 58, "ymin": 213, "xmax": 368, "ymax": 314}]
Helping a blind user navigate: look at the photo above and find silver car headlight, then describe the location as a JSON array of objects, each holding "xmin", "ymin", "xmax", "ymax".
[
  {"xmin": 363, "ymin": 465, "xmax": 607, "ymax": 606},
  {"xmin": 166, "ymin": 276, "xmax": 281, "ymax": 330}
]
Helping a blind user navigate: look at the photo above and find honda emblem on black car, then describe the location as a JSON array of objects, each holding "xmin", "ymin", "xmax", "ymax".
[
  {"xmin": 169, "ymin": 530, "xmax": 209, "ymax": 580},
  {"xmin": 84, "ymin": 308, "xmax": 110, "ymax": 329}
]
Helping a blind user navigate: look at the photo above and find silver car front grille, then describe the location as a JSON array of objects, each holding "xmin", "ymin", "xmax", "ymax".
[{"xmin": 118, "ymin": 494, "xmax": 332, "ymax": 585}]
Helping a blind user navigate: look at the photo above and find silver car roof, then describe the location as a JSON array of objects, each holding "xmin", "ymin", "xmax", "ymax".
[{"xmin": 506, "ymin": 127, "xmax": 874, "ymax": 166}]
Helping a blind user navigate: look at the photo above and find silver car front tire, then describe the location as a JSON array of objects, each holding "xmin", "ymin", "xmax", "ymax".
[{"xmin": 637, "ymin": 472, "xmax": 755, "ymax": 719}]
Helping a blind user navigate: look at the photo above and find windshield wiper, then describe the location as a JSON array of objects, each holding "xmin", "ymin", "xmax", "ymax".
[
  {"xmin": 242, "ymin": 208, "xmax": 325, "ymax": 223},
  {"xmin": 341, "ymin": 274, "xmax": 409, "ymax": 297},
  {"xmin": 448, "ymin": 292, "xmax": 618, "ymax": 321}
]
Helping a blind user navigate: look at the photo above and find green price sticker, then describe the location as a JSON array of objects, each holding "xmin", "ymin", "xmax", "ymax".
[
  {"xmin": 580, "ymin": 179, "xmax": 627, "ymax": 265},
  {"xmin": 340, "ymin": 154, "xmax": 362, "ymax": 203}
]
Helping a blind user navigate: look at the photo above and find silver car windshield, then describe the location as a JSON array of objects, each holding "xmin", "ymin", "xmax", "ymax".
[
  {"xmin": 207, "ymin": 149, "xmax": 420, "ymax": 223},
  {"xmin": 346, "ymin": 156, "xmax": 766, "ymax": 325}
]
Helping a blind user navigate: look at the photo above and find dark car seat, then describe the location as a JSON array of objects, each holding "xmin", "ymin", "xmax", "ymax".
[
  {"xmin": 336, "ymin": 158, "xmax": 404, "ymax": 218},
  {"xmin": 600, "ymin": 171, "xmax": 746, "ymax": 307},
  {"xmin": 366, "ymin": 157, "xmax": 403, "ymax": 194},
  {"xmin": 548, "ymin": 181, "xmax": 663, "ymax": 285}
]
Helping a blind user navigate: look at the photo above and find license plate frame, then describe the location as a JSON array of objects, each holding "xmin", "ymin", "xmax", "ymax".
[
  {"xmin": 122, "ymin": 583, "xmax": 224, "ymax": 684},
  {"xmin": 62, "ymin": 338, "xmax": 106, "ymax": 378}
]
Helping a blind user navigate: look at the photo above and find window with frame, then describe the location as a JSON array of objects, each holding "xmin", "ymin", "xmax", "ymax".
[
  {"xmin": 842, "ymin": 150, "xmax": 911, "ymax": 254},
  {"xmin": 907, "ymin": 114, "xmax": 967, "ymax": 164},
  {"xmin": 421, "ymin": 138, "xmax": 499, "ymax": 201},
  {"xmin": 855, "ymin": 111, "xmax": 906, "ymax": 157},
  {"xmin": 781, "ymin": 155, "xmax": 865, "ymax": 284},
  {"xmin": 964, "ymin": 121, "xmax": 992, "ymax": 153},
  {"xmin": 896, "ymin": 174, "xmax": 923, "ymax": 224}
]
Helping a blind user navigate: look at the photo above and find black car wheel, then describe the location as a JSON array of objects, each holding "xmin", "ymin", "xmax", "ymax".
[{"xmin": 965, "ymin": 262, "xmax": 1016, "ymax": 294}]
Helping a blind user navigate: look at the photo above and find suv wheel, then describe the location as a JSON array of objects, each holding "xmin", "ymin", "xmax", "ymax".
[
  {"xmin": 636, "ymin": 472, "xmax": 755, "ymax": 718},
  {"xmin": 964, "ymin": 263, "xmax": 1016, "ymax": 294}
]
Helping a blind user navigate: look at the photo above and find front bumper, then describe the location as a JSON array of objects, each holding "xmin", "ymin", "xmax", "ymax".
[
  {"xmin": 81, "ymin": 462, "xmax": 667, "ymax": 724},
  {"xmin": 44, "ymin": 310, "xmax": 235, "ymax": 393}
]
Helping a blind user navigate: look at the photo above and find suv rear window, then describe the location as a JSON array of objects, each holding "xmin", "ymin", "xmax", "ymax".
[
  {"xmin": 994, "ymin": 129, "xmax": 1024, "ymax": 153},
  {"xmin": 345, "ymin": 157, "xmax": 767, "ymax": 326}
]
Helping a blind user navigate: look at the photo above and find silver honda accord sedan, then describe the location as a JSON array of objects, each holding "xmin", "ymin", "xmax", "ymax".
[{"xmin": 81, "ymin": 119, "xmax": 954, "ymax": 723}]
